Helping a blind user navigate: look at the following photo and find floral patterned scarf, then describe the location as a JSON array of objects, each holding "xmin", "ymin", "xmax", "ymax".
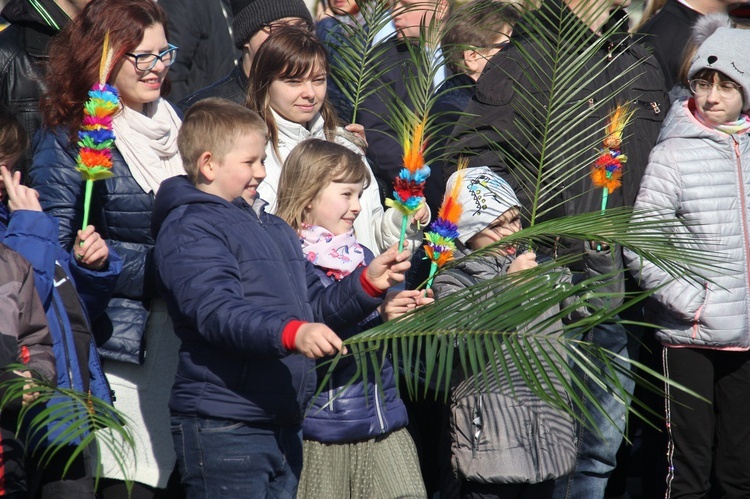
[{"xmin": 299, "ymin": 225, "xmax": 365, "ymax": 281}]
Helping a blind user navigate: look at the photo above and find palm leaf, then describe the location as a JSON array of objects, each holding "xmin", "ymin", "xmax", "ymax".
[
  {"xmin": 0, "ymin": 365, "xmax": 136, "ymax": 487},
  {"xmin": 315, "ymin": 0, "xmax": 710, "ymax": 431},
  {"xmin": 322, "ymin": 0, "xmax": 404, "ymax": 122}
]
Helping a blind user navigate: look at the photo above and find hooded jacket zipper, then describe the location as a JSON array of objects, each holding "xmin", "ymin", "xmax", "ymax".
[{"xmin": 373, "ymin": 381, "xmax": 386, "ymax": 433}]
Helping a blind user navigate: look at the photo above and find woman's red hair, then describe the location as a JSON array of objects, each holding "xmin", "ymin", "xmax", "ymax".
[{"xmin": 41, "ymin": 0, "xmax": 170, "ymax": 137}]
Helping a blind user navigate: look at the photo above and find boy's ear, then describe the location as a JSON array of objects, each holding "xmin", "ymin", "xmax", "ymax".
[{"xmin": 197, "ymin": 151, "xmax": 215, "ymax": 182}]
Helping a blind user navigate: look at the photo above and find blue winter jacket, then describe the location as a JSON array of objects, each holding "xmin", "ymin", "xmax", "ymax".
[
  {"xmin": 0, "ymin": 203, "xmax": 121, "ymax": 446},
  {"xmin": 303, "ymin": 248, "xmax": 409, "ymax": 444},
  {"xmin": 30, "ymin": 127, "xmax": 157, "ymax": 364},
  {"xmin": 152, "ymin": 176, "xmax": 384, "ymax": 426}
]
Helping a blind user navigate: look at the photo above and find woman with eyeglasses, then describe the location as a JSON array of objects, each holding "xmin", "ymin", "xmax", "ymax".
[
  {"xmin": 29, "ymin": 1, "xmax": 182, "ymax": 497},
  {"xmin": 624, "ymin": 15, "xmax": 750, "ymax": 498}
]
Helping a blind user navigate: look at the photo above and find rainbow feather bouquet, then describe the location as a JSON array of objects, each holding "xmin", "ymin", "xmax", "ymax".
[
  {"xmin": 423, "ymin": 166, "xmax": 464, "ymax": 289},
  {"xmin": 590, "ymin": 103, "xmax": 635, "ymax": 214},
  {"xmin": 386, "ymin": 116, "xmax": 431, "ymax": 251},
  {"xmin": 75, "ymin": 32, "xmax": 119, "ymax": 230}
]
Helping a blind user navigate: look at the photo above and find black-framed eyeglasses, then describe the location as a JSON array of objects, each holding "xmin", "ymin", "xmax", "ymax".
[
  {"xmin": 125, "ymin": 43, "xmax": 178, "ymax": 72},
  {"xmin": 688, "ymin": 78, "xmax": 742, "ymax": 97}
]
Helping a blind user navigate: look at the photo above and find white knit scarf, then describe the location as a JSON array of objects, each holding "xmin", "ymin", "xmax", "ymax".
[{"xmin": 112, "ymin": 98, "xmax": 184, "ymax": 194}]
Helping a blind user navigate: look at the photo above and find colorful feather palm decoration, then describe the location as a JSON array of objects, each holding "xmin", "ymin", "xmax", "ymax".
[
  {"xmin": 76, "ymin": 31, "xmax": 120, "ymax": 230},
  {"xmin": 590, "ymin": 103, "xmax": 635, "ymax": 214},
  {"xmin": 423, "ymin": 160, "xmax": 466, "ymax": 289},
  {"xmin": 385, "ymin": 116, "xmax": 431, "ymax": 251}
]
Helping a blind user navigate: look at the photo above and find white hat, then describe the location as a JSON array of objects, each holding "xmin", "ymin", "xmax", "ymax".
[
  {"xmin": 446, "ymin": 166, "xmax": 520, "ymax": 244},
  {"xmin": 688, "ymin": 14, "xmax": 750, "ymax": 111}
]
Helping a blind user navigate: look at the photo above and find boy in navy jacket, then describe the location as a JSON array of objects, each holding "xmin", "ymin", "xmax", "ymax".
[{"xmin": 152, "ymin": 98, "xmax": 412, "ymax": 498}]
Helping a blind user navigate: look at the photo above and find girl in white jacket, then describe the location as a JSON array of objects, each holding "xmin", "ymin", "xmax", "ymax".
[
  {"xmin": 625, "ymin": 15, "xmax": 750, "ymax": 498},
  {"xmin": 245, "ymin": 26, "xmax": 427, "ymax": 254}
]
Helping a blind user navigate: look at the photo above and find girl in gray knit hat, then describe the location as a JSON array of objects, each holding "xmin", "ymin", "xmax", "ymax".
[{"xmin": 624, "ymin": 13, "xmax": 750, "ymax": 498}]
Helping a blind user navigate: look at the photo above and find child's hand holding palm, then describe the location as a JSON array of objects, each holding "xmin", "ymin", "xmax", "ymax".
[{"xmin": 365, "ymin": 242, "xmax": 413, "ymax": 291}]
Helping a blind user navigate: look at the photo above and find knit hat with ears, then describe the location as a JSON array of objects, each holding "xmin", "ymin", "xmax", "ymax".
[
  {"xmin": 230, "ymin": 0, "xmax": 313, "ymax": 49},
  {"xmin": 446, "ymin": 167, "xmax": 521, "ymax": 244},
  {"xmin": 688, "ymin": 13, "xmax": 750, "ymax": 111}
]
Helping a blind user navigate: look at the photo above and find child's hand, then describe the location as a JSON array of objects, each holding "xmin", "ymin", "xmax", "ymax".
[
  {"xmin": 508, "ymin": 251, "xmax": 537, "ymax": 274},
  {"xmin": 411, "ymin": 205, "xmax": 429, "ymax": 228},
  {"xmin": 365, "ymin": 242, "xmax": 412, "ymax": 292},
  {"xmin": 1, "ymin": 165, "xmax": 42, "ymax": 212},
  {"xmin": 12, "ymin": 370, "xmax": 39, "ymax": 407},
  {"xmin": 379, "ymin": 288, "xmax": 434, "ymax": 321},
  {"xmin": 295, "ymin": 323, "xmax": 347, "ymax": 359},
  {"xmin": 74, "ymin": 225, "xmax": 109, "ymax": 270}
]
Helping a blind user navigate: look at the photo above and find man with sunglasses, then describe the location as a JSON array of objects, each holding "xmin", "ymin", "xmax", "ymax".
[{"xmin": 177, "ymin": 0, "xmax": 313, "ymax": 112}]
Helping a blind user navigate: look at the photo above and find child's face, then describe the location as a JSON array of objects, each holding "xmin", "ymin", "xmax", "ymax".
[
  {"xmin": 210, "ymin": 132, "xmax": 267, "ymax": 202},
  {"xmin": 268, "ymin": 65, "xmax": 327, "ymax": 126},
  {"xmin": 304, "ymin": 179, "xmax": 364, "ymax": 235},
  {"xmin": 693, "ymin": 74, "xmax": 744, "ymax": 126},
  {"xmin": 466, "ymin": 207, "xmax": 522, "ymax": 254}
]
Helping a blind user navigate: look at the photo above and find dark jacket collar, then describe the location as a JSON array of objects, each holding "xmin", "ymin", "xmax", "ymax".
[
  {"xmin": 514, "ymin": 0, "xmax": 631, "ymax": 52},
  {"xmin": 2, "ymin": 0, "xmax": 73, "ymax": 57},
  {"xmin": 232, "ymin": 62, "xmax": 248, "ymax": 91}
]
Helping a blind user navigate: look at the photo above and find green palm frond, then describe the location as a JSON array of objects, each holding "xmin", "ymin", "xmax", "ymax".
[
  {"xmin": 323, "ymin": 0, "xmax": 401, "ymax": 122},
  {"xmin": 0, "ymin": 365, "xmax": 135, "ymax": 485},
  {"xmin": 315, "ymin": 0, "xmax": 708, "ymax": 431}
]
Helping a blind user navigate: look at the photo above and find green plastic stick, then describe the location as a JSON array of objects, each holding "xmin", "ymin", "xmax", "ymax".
[
  {"xmin": 398, "ymin": 215, "xmax": 409, "ymax": 252},
  {"xmin": 425, "ymin": 261, "xmax": 438, "ymax": 290},
  {"xmin": 81, "ymin": 179, "xmax": 93, "ymax": 231}
]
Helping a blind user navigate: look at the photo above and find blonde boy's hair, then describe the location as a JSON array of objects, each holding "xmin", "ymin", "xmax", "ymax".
[
  {"xmin": 178, "ymin": 98, "xmax": 268, "ymax": 183},
  {"xmin": 276, "ymin": 139, "xmax": 370, "ymax": 231},
  {"xmin": 0, "ymin": 106, "xmax": 28, "ymax": 166}
]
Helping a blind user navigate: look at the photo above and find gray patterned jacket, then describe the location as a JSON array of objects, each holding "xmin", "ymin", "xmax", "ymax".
[{"xmin": 433, "ymin": 243, "xmax": 623, "ymax": 484}]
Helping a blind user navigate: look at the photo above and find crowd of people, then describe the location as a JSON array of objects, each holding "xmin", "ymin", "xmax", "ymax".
[{"xmin": 1, "ymin": 0, "xmax": 750, "ymax": 498}]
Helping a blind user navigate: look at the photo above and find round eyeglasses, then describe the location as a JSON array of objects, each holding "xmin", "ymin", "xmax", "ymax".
[
  {"xmin": 125, "ymin": 44, "xmax": 179, "ymax": 72},
  {"xmin": 689, "ymin": 79, "xmax": 742, "ymax": 98}
]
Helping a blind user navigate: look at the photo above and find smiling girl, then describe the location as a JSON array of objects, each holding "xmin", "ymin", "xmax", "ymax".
[
  {"xmin": 625, "ymin": 15, "xmax": 750, "ymax": 497},
  {"xmin": 276, "ymin": 139, "xmax": 429, "ymax": 498},
  {"xmin": 247, "ymin": 26, "xmax": 427, "ymax": 255},
  {"xmin": 29, "ymin": 0, "xmax": 183, "ymax": 496}
]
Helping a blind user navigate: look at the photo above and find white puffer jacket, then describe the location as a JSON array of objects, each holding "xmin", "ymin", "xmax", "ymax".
[
  {"xmin": 625, "ymin": 98, "xmax": 750, "ymax": 350},
  {"xmin": 257, "ymin": 110, "xmax": 425, "ymax": 255}
]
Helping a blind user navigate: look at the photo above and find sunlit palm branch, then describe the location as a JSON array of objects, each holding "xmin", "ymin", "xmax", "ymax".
[
  {"xmin": 0, "ymin": 365, "xmax": 135, "ymax": 487},
  {"xmin": 318, "ymin": 0, "xmax": 712, "ymax": 428}
]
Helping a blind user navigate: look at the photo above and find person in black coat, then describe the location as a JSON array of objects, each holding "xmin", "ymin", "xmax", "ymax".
[
  {"xmin": 176, "ymin": 0, "xmax": 313, "ymax": 112},
  {"xmin": 159, "ymin": 0, "xmax": 239, "ymax": 103},
  {"xmin": 445, "ymin": 0, "xmax": 667, "ymax": 497},
  {"xmin": 636, "ymin": 0, "xmax": 733, "ymax": 97},
  {"xmin": 0, "ymin": 0, "xmax": 88, "ymax": 175}
]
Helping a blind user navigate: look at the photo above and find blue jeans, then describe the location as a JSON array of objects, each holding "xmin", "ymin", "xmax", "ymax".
[
  {"xmin": 171, "ymin": 415, "xmax": 303, "ymax": 499},
  {"xmin": 553, "ymin": 321, "xmax": 636, "ymax": 499}
]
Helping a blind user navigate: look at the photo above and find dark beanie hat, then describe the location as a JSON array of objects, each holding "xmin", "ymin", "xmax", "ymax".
[{"xmin": 231, "ymin": 0, "xmax": 314, "ymax": 49}]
